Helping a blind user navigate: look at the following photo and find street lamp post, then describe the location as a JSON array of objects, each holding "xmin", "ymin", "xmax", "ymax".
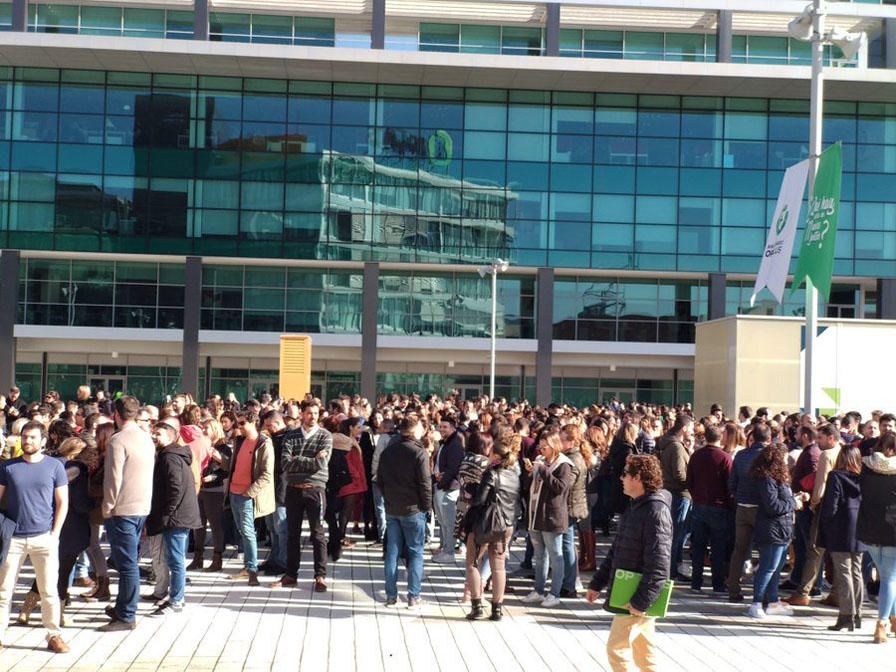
[
  {"xmin": 788, "ymin": 0, "xmax": 863, "ymax": 413},
  {"xmin": 478, "ymin": 259, "xmax": 509, "ymax": 400}
]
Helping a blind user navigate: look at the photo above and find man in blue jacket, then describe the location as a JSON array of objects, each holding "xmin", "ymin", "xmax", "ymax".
[{"xmin": 726, "ymin": 422, "xmax": 770, "ymax": 602}]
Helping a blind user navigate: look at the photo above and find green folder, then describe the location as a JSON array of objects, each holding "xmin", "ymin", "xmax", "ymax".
[{"xmin": 608, "ymin": 569, "xmax": 674, "ymax": 618}]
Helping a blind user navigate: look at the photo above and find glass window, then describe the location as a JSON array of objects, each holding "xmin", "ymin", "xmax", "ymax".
[
  {"xmin": 295, "ymin": 17, "xmax": 334, "ymax": 47},
  {"xmin": 625, "ymin": 32, "xmax": 664, "ymax": 60},
  {"xmin": 461, "ymin": 25, "xmax": 500, "ymax": 54},
  {"xmin": 80, "ymin": 7, "xmax": 123, "ymax": 35},
  {"xmin": 420, "ymin": 23, "xmax": 459, "ymax": 52},
  {"xmin": 584, "ymin": 30, "xmax": 623, "ymax": 58},
  {"xmin": 501, "ymin": 27, "xmax": 542, "ymax": 56},
  {"xmin": 209, "ymin": 12, "xmax": 250, "ymax": 42}
]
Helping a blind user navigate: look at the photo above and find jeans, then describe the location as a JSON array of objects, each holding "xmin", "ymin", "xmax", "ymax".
[
  {"xmin": 105, "ymin": 515, "xmax": 146, "ymax": 623},
  {"xmin": 689, "ymin": 505, "xmax": 732, "ymax": 591},
  {"xmin": 372, "ymin": 484, "xmax": 387, "ymax": 543},
  {"xmin": 531, "ymin": 529, "xmax": 564, "ymax": 597},
  {"xmin": 163, "ymin": 528, "xmax": 189, "ymax": 605},
  {"xmin": 264, "ymin": 505, "xmax": 288, "ymax": 569},
  {"xmin": 753, "ymin": 543, "xmax": 788, "ymax": 606},
  {"xmin": 230, "ymin": 494, "xmax": 258, "ymax": 572},
  {"xmin": 867, "ymin": 544, "xmax": 896, "ymax": 619},
  {"xmin": 670, "ymin": 494, "xmax": 692, "ymax": 571},
  {"xmin": 384, "ymin": 512, "xmax": 426, "ymax": 600},
  {"xmin": 433, "ymin": 488, "xmax": 459, "ymax": 554},
  {"xmin": 74, "ymin": 551, "xmax": 89, "ymax": 579},
  {"xmin": 561, "ymin": 524, "xmax": 579, "ymax": 592}
]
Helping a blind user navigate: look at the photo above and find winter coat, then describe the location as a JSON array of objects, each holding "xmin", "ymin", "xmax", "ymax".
[
  {"xmin": 146, "ymin": 443, "xmax": 202, "ymax": 536},
  {"xmin": 608, "ymin": 438, "xmax": 636, "ymax": 514},
  {"xmin": 338, "ymin": 441, "xmax": 368, "ymax": 498},
  {"xmin": 588, "ymin": 489, "xmax": 673, "ymax": 614},
  {"xmin": 470, "ymin": 463, "xmax": 521, "ymax": 532},
  {"xmin": 857, "ymin": 452, "xmax": 896, "ymax": 547},
  {"xmin": 377, "ymin": 435, "xmax": 432, "ymax": 517},
  {"xmin": 227, "ymin": 435, "xmax": 275, "ymax": 519},
  {"xmin": 528, "ymin": 454, "xmax": 574, "ymax": 533},
  {"xmin": 565, "ymin": 446, "xmax": 589, "ymax": 523},
  {"xmin": 435, "ymin": 431, "xmax": 465, "ymax": 491},
  {"xmin": 819, "ymin": 470, "xmax": 865, "ymax": 553},
  {"xmin": 180, "ymin": 424, "xmax": 212, "ymax": 493},
  {"xmin": 59, "ymin": 459, "xmax": 92, "ymax": 558},
  {"xmin": 753, "ymin": 476, "xmax": 795, "ymax": 546},
  {"xmin": 656, "ymin": 433, "xmax": 689, "ymax": 498},
  {"xmin": 455, "ymin": 452, "xmax": 491, "ymax": 539}
]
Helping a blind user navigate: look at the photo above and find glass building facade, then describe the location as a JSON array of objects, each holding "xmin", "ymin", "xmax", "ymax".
[
  {"xmin": 1, "ymin": 67, "xmax": 894, "ymax": 277},
  {"xmin": 1, "ymin": 0, "xmax": 893, "ymax": 408}
]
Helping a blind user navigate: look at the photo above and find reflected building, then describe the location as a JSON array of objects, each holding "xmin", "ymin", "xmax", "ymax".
[{"xmin": 0, "ymin": 0, "xmax": 890, "ymax": 407}]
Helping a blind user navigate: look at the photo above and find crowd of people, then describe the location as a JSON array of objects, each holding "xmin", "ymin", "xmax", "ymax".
[{"xmin": 1, "ymin": 385, "xmax": 896, "ymax": 670}]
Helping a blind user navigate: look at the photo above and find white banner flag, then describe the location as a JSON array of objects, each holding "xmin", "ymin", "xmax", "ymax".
[{"xmin": 751, "ymin": 159, "xmax": 810, "ymax": 306}]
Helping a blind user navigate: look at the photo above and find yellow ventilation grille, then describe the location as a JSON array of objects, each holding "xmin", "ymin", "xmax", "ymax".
[{"xmin": 279, "ymin": 335, "xmax": 312, "ymax": 401}]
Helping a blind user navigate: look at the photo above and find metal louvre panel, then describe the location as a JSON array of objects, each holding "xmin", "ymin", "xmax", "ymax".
[
  {"xmin": 209, "ymin": 0, "xmax": 371, "ymax": 16},
  {"xmin": 559, "ymin": 7, "xmax": 717, "ymax": 31},
  {"xmin": 387, "ymin": 0, "xmax": 546, "ymax": 24}
]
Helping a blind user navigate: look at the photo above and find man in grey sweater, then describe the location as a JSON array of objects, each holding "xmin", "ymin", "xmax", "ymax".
[
  {"xmin": 272, "ymin": 401, "xmax": 331, "ymax": 592},
  {"xmin": 100, "ymin": 395, "xmax": 155, "ymax": 632}
]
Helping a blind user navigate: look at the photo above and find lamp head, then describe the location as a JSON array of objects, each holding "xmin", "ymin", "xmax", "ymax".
[{"xmin": 496, "ymin": 259, "xmax": 510, "ymax": 273}]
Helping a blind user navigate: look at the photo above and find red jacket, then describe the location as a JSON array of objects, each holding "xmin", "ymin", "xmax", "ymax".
[{"xmin": 339, "ymin": 445, "xmax": 368, "ymax": 498}]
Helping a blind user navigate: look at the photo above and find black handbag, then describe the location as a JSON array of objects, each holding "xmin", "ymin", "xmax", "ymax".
[{"xmin": 473, "ymin": 493, "xmax": 506, "ymax": 545}]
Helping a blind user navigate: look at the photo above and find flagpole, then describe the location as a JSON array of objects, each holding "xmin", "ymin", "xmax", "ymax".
[{"xmin": 804, "ymin": 0, "xmax": 824, "ymax": 415}]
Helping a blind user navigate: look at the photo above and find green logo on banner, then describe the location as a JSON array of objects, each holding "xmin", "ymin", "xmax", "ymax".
[
  {"xmin": 776, "ymin": 205, "xmax": 789, "ymax": 235},
  {"xmin": 792, "ymin": 143, "xmax": 842, "ymax": 301}
]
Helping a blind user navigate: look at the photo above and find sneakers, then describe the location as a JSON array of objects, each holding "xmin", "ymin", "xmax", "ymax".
[
  {"xmin": 747, "ymin": 603, "xmax": 768, "ymax": 619},
  {"xmin": 522, "ymin": 591, "xmax": 545, "ymax": 604},
  {"xmin": 98, "ymin": 619, "xmax": 137, "ymax": 632},
  {"xmin": 765, "ymin": 601, "xmax": 794, "ymax": 616},
  {"xmin": 541, "ymin": 594, "xmax": 562, "ymax": 608},
  {"xmin": 431, "ymin": 552, "xmax": 455, "ymax": 564},
  {"xmin": 150, "ymin": 600, "xmax": 184, "ymax": 617},
  {"xmin": 384, "ymin": 596, "xmax": 399, "ymax": 607},
  {"xmin": 743, "ymin": 560, "xmax": 754, "ymax": 576},
  {"xmin": 407, "ymin": 596, "xmax": 423, "ymax": 609}
]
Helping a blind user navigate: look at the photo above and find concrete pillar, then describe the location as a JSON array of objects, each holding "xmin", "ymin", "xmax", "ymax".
[
  {"xmin": 0, "ymin": 250, "xmax": 20, "ymax": 391},
  {"xmin": 11, "ymin": 0, "xmax": 27, "ymax": 32},
  {"xmin": 193, "ymin": 0, "xmax": 209, "ymax": 41},
  {"xmin": 536, "ymin": 267, "xmax": 554, "ymax": 407},
  {"xmin": 361, "ymin": 262, "xmax": 379, "ymax": 402},
  {"xmin": 371, "ymin": 0, "xmax": 385, "ymax": 50},
  {"xmin": 877, "ymin": 278, "xmax": 896, "ymax": 319},
  {"xmin": 717, "ymin": 10, "xmax": 733, "ymax": 63},
  {"xmin": 708, "ymin": 273, "xmax": 727, "ymax": 321},
  {"xmin": 40, "ymin": 352, "xmax": 48, "ymax": 399},
  {"xmin": 182, "ymin": 257, "xmax": 201, "ymax": 397},
  {"xmin": 887, "ymin": 19, "xmax": 896, "ymax": 70},
  {"xmin": 545, "ymin": 4, "xmax": 561, "ymax": 57}
]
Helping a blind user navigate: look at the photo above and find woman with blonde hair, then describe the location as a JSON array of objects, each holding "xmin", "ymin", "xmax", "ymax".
[{"xmin": 193, "ymin": 418, "xmax": 231, "ymax": 573}]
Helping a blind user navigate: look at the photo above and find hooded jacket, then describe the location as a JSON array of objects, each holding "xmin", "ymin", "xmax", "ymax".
[
  {"xmin": 819, "ymin": 470, "xmax": 864, "ymax": 553},
  {"xmin": 180, "ymin": 424, "xmax": 211, "ymax": 494},
  {"xmin": 589, "ymin": 489, "xmax": 673, "ymax": 614},
  {"xmin": 146, "ymin": 443, "xmax": 202, "ymax": 536},
  {"xmin": 857, "ymin": 452, "xmax": 896, "ymax": 547}
]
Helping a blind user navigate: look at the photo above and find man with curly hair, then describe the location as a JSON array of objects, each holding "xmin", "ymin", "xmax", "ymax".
[{"xmin": 587, "ymin": 454, "xmax": 672, "ymax": 672}]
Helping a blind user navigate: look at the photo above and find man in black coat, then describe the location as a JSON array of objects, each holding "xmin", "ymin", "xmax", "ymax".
[
  {"xmin": 432, "ymin": 417, "xmax": 464, "ymax": 563},
  {"xmin": 377, "ymin": 415, "xmax": 432, "ymax": 608},
  {"xmin": 587, "ymin": 454, "xmax": 672, "ymax": 672},
  {"xmin": 146, "ymin": 421, "xmax": 201, "ymax": 615}
]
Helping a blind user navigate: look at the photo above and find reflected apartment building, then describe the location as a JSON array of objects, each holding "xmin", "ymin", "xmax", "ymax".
[{"xmin": 0, "ymin": 0, "xmax": 894, "ymax": 407}]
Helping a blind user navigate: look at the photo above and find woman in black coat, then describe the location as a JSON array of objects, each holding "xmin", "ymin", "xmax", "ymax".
[
  {"xmin": 749, "ymin": 444, "xmax": 800, "ymax": 619},
  {"xmin": 608, "ymin": 422, "xmax": 640, "ymax": 517},
  {"xmin": 819, "ymin": 446, "xmax": 865, "ymax": 631},
  {"xmin": 17, "ymin": 436, "xmax": 94, "ymax": 626}
]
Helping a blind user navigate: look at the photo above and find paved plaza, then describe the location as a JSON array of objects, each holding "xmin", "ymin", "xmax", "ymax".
[{"xmin": 0, "ymin": 537, "xmax": 890, "ymax": 672}]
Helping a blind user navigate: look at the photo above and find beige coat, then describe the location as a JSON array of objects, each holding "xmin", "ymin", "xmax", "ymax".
[
  {"xmin": 227, "ymin": 435, "xmax": 275, "ymax": 518},
  {"xmin": 102, "ymin": 423, "xmax": 155, "ymax": 518}
]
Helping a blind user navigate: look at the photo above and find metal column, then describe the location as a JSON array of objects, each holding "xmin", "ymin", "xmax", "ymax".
[
  {"xmin": 193, "ymin": 0, "xmax": 209, "ymax": 41},
  {"xmin": 717, "ymin": 10, "xmax": 733, "ymax": 63},
  {"xmin": 535, "ymin": 267, "xmax": 554, "ymax": 407},
  {"xmin": 708, "ymin": 273, "xmax": 727, "ymax": 321},
  {"xmin": 361, "ymin": 262, "xmax": 379, "ymax": 402},
  {"xmin": 182, "ymin": 256, "xmax": 201, "ymax": 398},
  {"xmin": 545, "ymin": 4, "xmax": 561, "ymax": 57},
  {"xmin": 371, "ymin": 0, "xmax": 386, "ymax": 50},
  {"xmin": 0, "ymin": 250, "xmax": 20, "ymax": 391}
]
